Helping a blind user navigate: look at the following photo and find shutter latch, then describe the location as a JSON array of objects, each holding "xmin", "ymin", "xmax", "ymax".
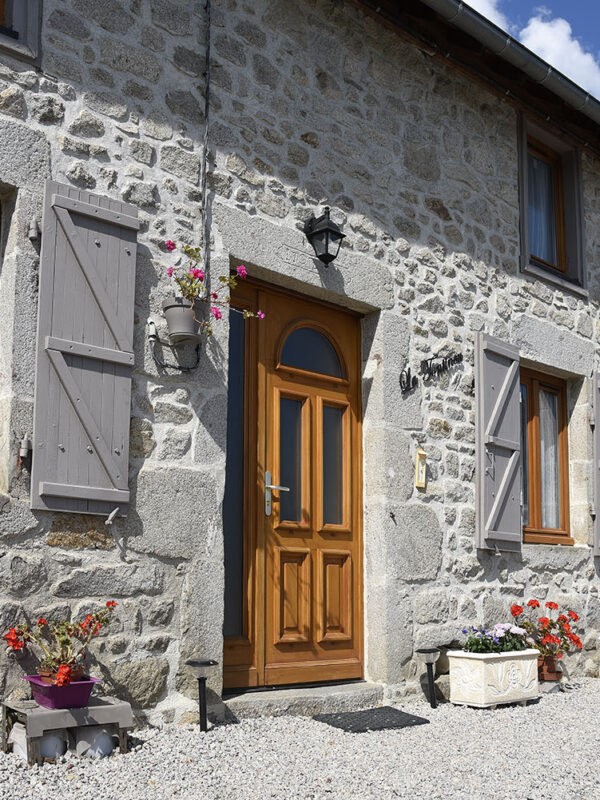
[{"xmin": 105, "ymin": 507, "xmax": 120, "ymax": 526}]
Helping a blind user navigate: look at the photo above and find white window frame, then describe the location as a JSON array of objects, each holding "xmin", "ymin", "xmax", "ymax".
[{"xmin": 0, "ymin": 0, "xmax": 41, "ymax": 64}]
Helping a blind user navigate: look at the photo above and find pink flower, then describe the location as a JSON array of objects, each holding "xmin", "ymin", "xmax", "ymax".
[
  {"xmin": 257, "ymin": 309, "xmax": 265, "ymax": 319},
  {"xmin": 211, "ymin": 307, "xmax": 223, "ymax": 320},
  {"xmin": 165, "ymin": 240, "xmax": 176, "ymax": 251},
  {"xmin": 166, "ymin": 266, "xmax": 174, "ymax": 277},
  {"xmin": 236, "ymin": 264, "xmax": 248, "ymax": 279},
  {"xmin": 189, "ymin": 268, "xmax": 205, "ymax": 281}
]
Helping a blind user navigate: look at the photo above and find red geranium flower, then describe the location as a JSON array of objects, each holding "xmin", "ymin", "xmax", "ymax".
[
  {"xmin": 106, "ymin": 601, "xmax": 117, "ymax": 609},
  {"xmin": 4, "ymin": 628, "xmax": 24, "ymax": 651},
  {"xmin": 568, "ymin": 611, "xmax": 579, "ymax": 621},
  {"xmin": 55, "ymin": 664, "xmax": 72, "ymax": 687},
  {"xmin": 510, "ymin": 604, "xmax": 524, "ymax": 617},
  {"xmin": 538, "ymin": 617, "xmax": 550, "ymax": 627},
  {"xmin": 545, "ymin": 601, "xmax": 559, "ymax": 610},
  {"xmin": 36, "ymin": 618, "xmax": 47, "ymax": 627},
  {"xmin": 527, "ymin": 599, "xmax": 540, "ymax": 608},
  {"xmin": 557, "ymin": 614, "xmax": 568, "ymax": 623}
]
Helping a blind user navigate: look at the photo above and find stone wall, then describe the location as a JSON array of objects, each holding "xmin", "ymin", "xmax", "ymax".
[{"xmin": 0, "ymin": 0, "xmax": 599, "ymax": 720}]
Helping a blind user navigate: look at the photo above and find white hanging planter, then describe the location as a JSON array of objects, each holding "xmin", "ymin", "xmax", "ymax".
[{"xmin": 447, "ymin": 648, "xmax": 539, "ymax": 708}]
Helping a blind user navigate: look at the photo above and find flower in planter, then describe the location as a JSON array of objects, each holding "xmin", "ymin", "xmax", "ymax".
[
  {"xmin": 461, "ymin": 624, "xmax": 528, "ymax": 654},
  {"xmin": 164, "ymin": 241, "xmax": 264, "ymax": 336},
  {"xmin": 511, "ymin": 600, "xmax": 583, "ymax": 658},
  {"xmin": 3, "ymin": 601, "xmax": 118, "ymax": 685}
]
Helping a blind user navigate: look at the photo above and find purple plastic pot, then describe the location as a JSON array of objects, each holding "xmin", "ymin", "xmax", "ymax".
[{"xmin": 23, "ymin": 675, "xmax": 101, "ymax": 709}]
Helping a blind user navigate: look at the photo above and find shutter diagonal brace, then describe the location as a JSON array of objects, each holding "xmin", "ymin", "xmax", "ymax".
[
  {"xmin": 54, "ymin": 206, "xmax": 130, "ymax": 352},
  {"xmin": 485, "ymin": 360, "xmax": 519, "ymax": 444},
  {"xmin": 486, "ymin": 450, "xmax": 520, "ymax": 537},
  {"xmin": 46, "ymin": 348, "xmax": 125, "ymax": 490}
]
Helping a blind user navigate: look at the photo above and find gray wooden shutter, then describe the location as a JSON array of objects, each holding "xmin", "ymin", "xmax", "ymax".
[
  {"xmin": 593, "ymin": 375, "xmax": 600, "ymax": 556},
  {"xmin": 475, "ymin": 332, "xmax": 522, "ymax": 550},
  {"xmin": 31, "ymin": 181, "xmax": 139, "ymax": 516}
]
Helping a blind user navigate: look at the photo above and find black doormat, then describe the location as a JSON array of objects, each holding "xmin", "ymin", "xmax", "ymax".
[{"xmin": 313, "ymin": 706, "xmax": 430, "ymax": 733}]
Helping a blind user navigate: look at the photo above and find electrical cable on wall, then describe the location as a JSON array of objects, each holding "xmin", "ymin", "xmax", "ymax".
[
  {"xmin": 200, "ymin": 0, "xmax": 212, "ymax": 276},
  {"xmin": 148, "ymin": 1, "xmax": 211, "ymax": 373}
]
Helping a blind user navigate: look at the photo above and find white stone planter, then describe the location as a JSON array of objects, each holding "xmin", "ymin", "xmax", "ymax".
[{"xmin": 447, "ymin": 649, "xmax": 539, "ymax": 708}]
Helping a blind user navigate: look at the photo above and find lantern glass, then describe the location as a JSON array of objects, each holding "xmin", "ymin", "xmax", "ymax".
[
  {"xmin": 304, "ymin": 207, "xmax": 345, "ymax": 266},
  {"xmin": 416, "ymin": 648, "xmax": 440, "ymax": 665},
  {"xmin": 185, "ymin": 658, "xmax": 218, "ymax": 679},
  {"xmin": 311, "ymin": 229, "xmax": 329, "ymax": 261}
]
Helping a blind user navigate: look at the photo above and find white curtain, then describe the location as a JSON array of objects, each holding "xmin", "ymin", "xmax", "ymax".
[
  {"xmin": 528, "ymin": 153, "xmax": 556, "ymax": 264},
  {"xmin": 540, "ymin": 389, "xmax": 560, "ymax": 528}
]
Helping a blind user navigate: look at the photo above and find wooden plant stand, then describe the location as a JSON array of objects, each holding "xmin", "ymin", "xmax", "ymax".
[{"xmin": 1, "ymin": 695, "xmax": 133, "ymax": 766}]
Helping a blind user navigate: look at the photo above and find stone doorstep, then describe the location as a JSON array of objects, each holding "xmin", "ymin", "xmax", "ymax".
[{"xmin": 221, "ymin": 681, "xmax": 384, "ymax": 720}]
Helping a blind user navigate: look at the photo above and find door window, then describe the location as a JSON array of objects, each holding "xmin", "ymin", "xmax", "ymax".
[{"xmin": 280, "ymin": 326, "xmax": 343, "ymax": 377}]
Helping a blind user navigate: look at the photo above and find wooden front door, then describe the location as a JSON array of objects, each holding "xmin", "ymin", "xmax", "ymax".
[{"xmin": 223, "ymin": 281, "xmax": 363, "ymax": 688}]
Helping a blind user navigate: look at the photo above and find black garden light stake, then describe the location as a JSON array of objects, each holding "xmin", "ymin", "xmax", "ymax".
[
  {"xmin": 303, "ymin": 206, "xmax": 345, "ymax": 265},
  {"xmin": 185, "ymin": 659, "xmax": 218, "ymax": 732},
  {"xmin": 416, "ymin": 648, "xmax": 440, "ymax": 709}
]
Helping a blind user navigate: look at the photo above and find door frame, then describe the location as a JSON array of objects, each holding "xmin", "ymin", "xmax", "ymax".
[{"xmin": 223, "ymin": 277, "xmax": 364, "ymax": 689}]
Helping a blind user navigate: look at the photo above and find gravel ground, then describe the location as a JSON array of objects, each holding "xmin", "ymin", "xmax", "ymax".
[{"xmin": 1, "ymin": 680, "xmax": 599, "ymax": 800}]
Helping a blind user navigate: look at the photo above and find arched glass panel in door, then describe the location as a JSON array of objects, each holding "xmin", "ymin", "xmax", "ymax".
[{"xmin": 280, "ymin": 326, "xmax": 343, "ymax": 377}]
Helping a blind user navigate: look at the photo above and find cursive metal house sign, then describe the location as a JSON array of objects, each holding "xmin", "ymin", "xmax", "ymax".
[{"xmin": 400, "ymin": 352, "xmax": 463, "ymax": 394}]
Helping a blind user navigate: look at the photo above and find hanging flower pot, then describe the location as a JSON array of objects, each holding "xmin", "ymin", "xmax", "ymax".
[{"xmin": 162, "ymin": 297, "xmax": 201, "ymax": 344}]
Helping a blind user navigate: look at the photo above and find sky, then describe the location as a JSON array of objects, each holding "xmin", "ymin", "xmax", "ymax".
[{"xmin": 464, "ymin": 1, "xmax": 600, "ymax": 99}]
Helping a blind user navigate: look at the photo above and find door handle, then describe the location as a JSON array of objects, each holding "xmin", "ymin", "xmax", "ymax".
[{"xmin": 265, "ymin": 470, "xmax": 290, "ymax": 516}]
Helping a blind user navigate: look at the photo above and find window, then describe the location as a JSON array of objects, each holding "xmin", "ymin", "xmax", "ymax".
[
  {"xmin": 520, "ymin": 367, "xmax": 571, "ymax": 545},
  {"xmin": 519, "ymin": 117, "xmax": 585, "ymax": 293},
  {"xmin": 0, "ymin": 0, "xmax": 41, "ymax": 64},
  {"xmin": 527, "ymin": 138, "xmax": 566, "ymax": 272},
  {"xmin": 279, "ymin": 327, "xmax": 343, "ymax": 378}
]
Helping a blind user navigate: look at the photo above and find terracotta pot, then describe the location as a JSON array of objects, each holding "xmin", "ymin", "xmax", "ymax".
[
  {"xmin": 37, "ymin": 665, "xmax": 86, "ymax": 685},
  {"xmin": 537, "ymin": 655, "xmax": 562, "ymax": 681},
  {"xmin": 163, "ymin": 297, "xmax": 201, "ymax": 344}
]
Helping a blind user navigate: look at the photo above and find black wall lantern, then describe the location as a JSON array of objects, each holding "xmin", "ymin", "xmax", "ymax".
[{"xmin": 304, "ymin": 206, "xmax": 345, "ymax": 266}]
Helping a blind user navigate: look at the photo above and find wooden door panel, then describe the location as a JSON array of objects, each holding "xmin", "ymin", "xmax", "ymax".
[
  {"xmin": 274, "ymin": 547, "xmax": 311, "ymax": 644},
  {"xmin": 317, "ymin": 550, "xmax": 352, "ymax": 643},
  {"xmin": 224, "ymin": 279, "xmax": 363, "ymax": 688}
]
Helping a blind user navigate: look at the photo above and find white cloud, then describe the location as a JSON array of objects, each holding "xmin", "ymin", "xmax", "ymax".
[
  {"xmin": 519, "ymin": 14, "xmax": 600, "ymax": 98},
  {"xmin": 463, "ymin": 0, "xmax": 511, "ymax": 32},
  {"xmin": 464, "ymin": 1, "xmax": 600, "ymax": 100}
]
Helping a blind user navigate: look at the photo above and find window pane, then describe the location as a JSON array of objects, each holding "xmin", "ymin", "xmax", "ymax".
[
  {"xmin": 223, "ymin": 312, "xmax": 245, "ymax": 637},
  {"xmin": 528, "ymin": 152, "xmax": 557, "ymax": 265},
  {"xmin": 540, "ymin": 389, "xmax": 560, "ymax": 529},
  {"xmin": 323, "ymin": 405, "xmax": 343, "ymax": 525},
  {"xmin": 280, "ymin": 398, "xmax": 302, "ymax": 522},
  {"xmin": 520, "ymin": 384, "xmax": 529, "ymax": 527},
  {"xmin": 280, "ymin": 327, "xmax": 342, "ymax": 377}
]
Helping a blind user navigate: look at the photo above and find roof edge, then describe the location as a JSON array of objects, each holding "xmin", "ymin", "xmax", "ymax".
[{"xmin": 419, "ymin": 0, "xmax": 600, "ymax": 127}]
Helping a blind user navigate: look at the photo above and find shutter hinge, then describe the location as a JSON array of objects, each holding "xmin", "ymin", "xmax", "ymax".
[
  {"xmin": 591, "ymin": 503, "xmax": 596, "ymax": 519},
  {"xmin": 590, "ymin": 414, "xmax": 595, "ymax": 431}
]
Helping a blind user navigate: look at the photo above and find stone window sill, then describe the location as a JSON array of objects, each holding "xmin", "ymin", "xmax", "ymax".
[
  {"xmin": 522, "ymin": 261, "xmax": 588, "ymax": 299},
  {"xmin": 0, "ymin": 35, "xmax": 38, "ymax": 64}
]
